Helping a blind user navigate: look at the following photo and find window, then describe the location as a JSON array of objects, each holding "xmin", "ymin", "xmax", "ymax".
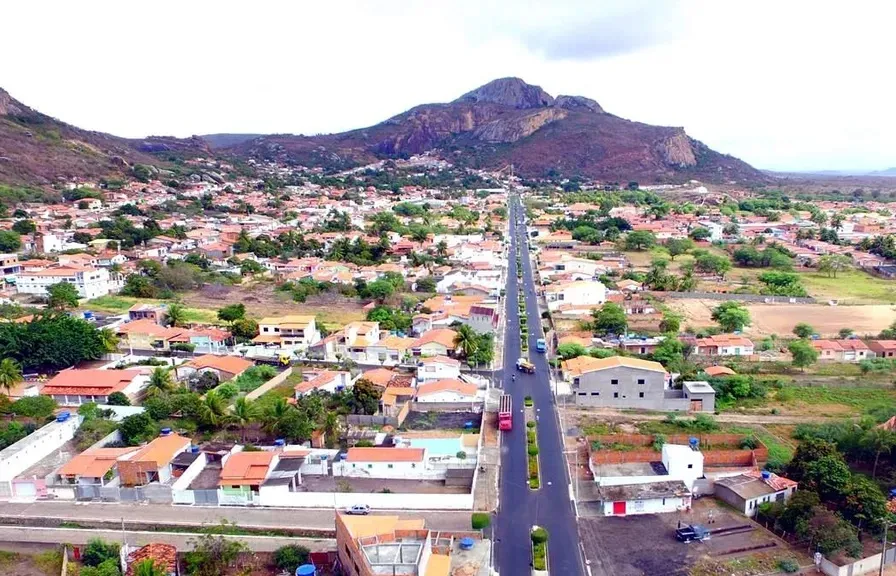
[
  {"xmin": 351, "ymin": 463, "xmax": 356, "ymax": 468},
  {"xmin": 776, "ymin": 492, "xmax": 785, "ymax": 502},
  {"xmin": 613, "ymin": 392, "xmax": 618, "ymax": 398},
  {"xmin": 687, "ymin": 464, "xmax": 693, "ymax": 469},
  {"xmin": 573, "ymin": 377, "xmax": 580, "ymax": 386},
  {"xmin": 387, "ymin": 464, "xmax": 394, "ymax": 469},
  {"xmin": 578, "ymin": 392, "xmax": 586, "ymax": 396},
  {"xmin": 637, "ymin": 379, "xmax": 645, "ymax": 385},
  {"xmin": 367, "ymin": 464, "xmax": 373, "ymax": 469},
  {"xmin": 411, "ymin": 463, "xmax": 416, "ymax": 468},
  {"xmin": 638, "ymin": 392, "xmax": 644, "ymax": 398},
  {"xmin": 662, "ymin": 498, "xmax": 666, "ymax": 505},
  {"xmin": 591, "ymin": 392, "xmax": 599, "ymax": 396},
  {"xmin": 611, "ymin": 379, "xmax": 619, "ymax": 385}
]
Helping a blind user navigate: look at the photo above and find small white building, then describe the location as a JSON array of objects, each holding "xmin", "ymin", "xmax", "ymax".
[
  {"xmin": 416, "ymin": 356, "xmax": 461, "ymax": 383},
  {"xmin": 0, "ymin": 413, "xmax": 81, "ymax": 498},
  {"xmin": 544, "ymin": 280, "xmax": 607, "ymax": 312},
  {"xmin": 714, "ymin": 470, "xmax": 798, "ymax": 517},
  {"xmin": 415, "ymin": 379, "xmax": 479, "ymax": 403},
  {"xmin": 334, "ymin": 447, "xmax": 429, "ymax": 479},
  {"xmin": 594, "ymin": 444, "xmax": 704, "ymax": 517},
  {"xmin": 16, "ymin": 265, "xmax": 120, "ymax": 299}
]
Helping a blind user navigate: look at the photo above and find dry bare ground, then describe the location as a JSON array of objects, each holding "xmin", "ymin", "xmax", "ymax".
[
  {"xmin": 668, "ymin": 299, "xmax": 896, "ymax": 337},
  {"xmin": 181, "ymin": 282, "xmax": 367, "ymax": 327}
]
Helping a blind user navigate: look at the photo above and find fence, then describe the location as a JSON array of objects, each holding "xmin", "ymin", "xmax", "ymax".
[
  {"xmin": 244, "ymin": 367, "xmax": 294, "ymax": 401},
  {"xmin": 409, "ymin": 401, "xmax": 484, "ymax": 413},
  {"xmin": 651, "ymin": 291, "xmax": 816, "ymax": 304},
  {"xmin": 257, "ymin": 485, "xmax": 474, "ymax": 510},
  {"xmin": 589, "ymin": 433, "xmax": 757, "ymax": 449},
  {"xmin": 820, "ymin": 545, "xmax": 896, "ymax": 576},
  {"xmin": 588, "ymin": 433, "xmax": 768, "ymax": 467}
]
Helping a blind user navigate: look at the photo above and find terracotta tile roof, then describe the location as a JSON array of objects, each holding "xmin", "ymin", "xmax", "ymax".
[
  {"xmin": 295, "ymin": 370, "xmax": 346, "ymax": 394},
  {"xmin": 418, "ymin": 355, "xmax": 460, "ymax": 366},
  {"xmin": 219, "ymin": 451, "xmax": 274, "ymax": 486},
  {"xmin": 258, "ymin": 314, "xmax": 315, "ymax": 326},
  {"xmin": 411, "ymin": 329, "xmax": 457, "ymax": 349},
  {"xmin": 346, "ymin": 447, "xmax": 425, "ymax": 463},
  {"xmin": 59, "ymin": 447, "xmax": 139, "ymax": 478},
  {"xmin": 704, "ymin": 366, "xmax": 736, "ymax": 377},
  {"xmin": 125, "ymin": 543, "xmax": 177, "ymax": 576},
  {"xmin": 187, "ymin": 354, "xmax": 253, "ymax": 376},
  {"xmin": 416, "ymin": 379, "xmax": 477, "ymax": 398},
  {"xmin": 361, "ymin": 368, "xmax": 397, "ymax": 388},
  {"xmin": 744, "ymin": 469, "xmax": 798, "ymax": 491},
  {"xmin": 695, "ymin": 334, "xmax": 754, "ymax": 347},
  {"xmin": 42, "ymin": 369, "xmax": 141, "ymax": 397},
  {"xmin": 129, "ymin": 433, "xmax": 191, "ymax": 467},
  {"xmin": 562, "ymin": 355, "xmax": 666, "ymax": 376}
]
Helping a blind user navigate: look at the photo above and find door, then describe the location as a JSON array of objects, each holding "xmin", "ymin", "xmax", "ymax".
[
  {"xmin": 613, "ymin": 501, "xmax": 626, "ymax": 515},
  {"xmin": 690, "ymin": 399, "xmax": 703, "ymax": 412}
]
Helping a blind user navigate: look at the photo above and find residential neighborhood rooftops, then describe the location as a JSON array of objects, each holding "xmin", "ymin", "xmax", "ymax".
[
  {"xmin": 416, "ymin": 378, "xmax": 477, "ymax": 397},
  {"xmin": 418, "ymin": 355, "xmax": 460, "ymax": 366},
  {"xmin": 704, "ymin": 365, "xmax": 736, "ymax": 377},
  {"xmin": 715, "ymin": 470, "xmax": 797, "ymax": 499},
  {"xmin": 126, "ymin": 433, "xmax": 190, "ymax": 467},
  {"xmin": 58, "ymin": 447, "xmax": 138, "ymax": 478},
  {"xmin": 186, "ymin": 354, "xmax": 253, "ymax": 376},
  {"xmin": 42, "ymin": 369, "xmax": 142, "ymax": 396},
  {"xmin": 258, "ymin": 315, "xmax": 315, "ymax": 326}
]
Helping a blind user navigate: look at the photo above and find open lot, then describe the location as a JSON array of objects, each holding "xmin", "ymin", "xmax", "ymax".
[
  {"xmin": 0, "ymin": 549, "xmax": 62, "ymax": 576},
  {"xmin": 579, "ymin": 498, "xmax": 798, "ymax": 576},
  {"xmin": 667, "ymin": 299, "xmax": 896, "ymax": 337}
]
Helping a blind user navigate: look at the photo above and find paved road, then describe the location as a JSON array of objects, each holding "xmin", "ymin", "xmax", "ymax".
[
  {"xmin": 495, "ymin": 197, "xmax": 585, "ymax": 576},
  {"xmin": 0, "ymin": 501, "xmax": 472, "ymax": 532},
  {"xmin": 0, "ymin": 525, "xmax": 334, "ymax": 552}
]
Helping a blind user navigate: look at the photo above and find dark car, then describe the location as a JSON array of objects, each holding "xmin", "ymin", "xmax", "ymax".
[{"xmin": 675, "ymin": 524, "xmax": 710, "ymax": 543}]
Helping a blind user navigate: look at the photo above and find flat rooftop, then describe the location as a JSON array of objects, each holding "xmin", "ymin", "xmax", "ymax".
[
  {"xmin": 595, "ymin": 461, "xmax": 667, "ymax": 478},
  {"xmin": 598, "ymin": 480, "xmax": 690, "ymax": 501}
]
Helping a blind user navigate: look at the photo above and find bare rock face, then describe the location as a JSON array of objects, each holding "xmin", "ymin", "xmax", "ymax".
[
  {"xmin": 659, "ymin": 130, "xmax": 697, "ymax": 167},
  {"xmin": 554, "ymin": 95, "xmax": 604, "ymax": 114},
  {"xmin": 455, "ymin": 77, "xmax": 554, "ymax": 109},
  {"xmin": 0, "ymin": 88, "xmax": 26, "ymax": 117},
  {"xmin": 473, "ymin": 108, "xmax": 568, "ymax": 143}
]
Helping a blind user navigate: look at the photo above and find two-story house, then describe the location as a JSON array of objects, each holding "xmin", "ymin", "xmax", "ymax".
[
  {"xmin": 416, "ymin": 356, "xmax": 461, "ymax": 383},
  {"xmin": 566, "ymin": 356, "xmax": 671, "ymax": 409},
  {"xmin": 253, "ymin": 315, "xmax": 320, "ymax": 350},
  {"xmin": 544, "ymin": 280, "xmax": 607, "ymax": 313}
]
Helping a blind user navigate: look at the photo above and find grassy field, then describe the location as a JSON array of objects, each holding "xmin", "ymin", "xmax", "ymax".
[{"xmin": 799, "ymin": 269, "xmax": 896, "ymax": 304}]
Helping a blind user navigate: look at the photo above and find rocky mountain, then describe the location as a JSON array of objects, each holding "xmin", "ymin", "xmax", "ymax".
[
  {"xmin": 0, "ymin": 88, "xmax": 163, "ymax": 187},
  {"xmin": 225, "ymin": 78, "xmax": 767, "ymax": 183}
]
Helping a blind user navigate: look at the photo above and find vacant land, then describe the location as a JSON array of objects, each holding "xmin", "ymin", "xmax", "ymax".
[
  {"xmin": 85, "ymin": 283, "xmax": 368, "ymax": 329},
  {"xmin": 0, "ymin": 549, "xmax": 62, "ymax": 576},
  {"xmin": 800, "ymin": 269, "xmax": 896, "ymax": 304},
  {"xmin": 668, "ymin": 299, "xmax": 896, "ymax": 337}
]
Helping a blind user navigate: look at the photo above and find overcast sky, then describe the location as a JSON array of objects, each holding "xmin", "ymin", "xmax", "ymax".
[{"xmin": 2, "ymin": 1, "xmax": 892, "ymax": 172}]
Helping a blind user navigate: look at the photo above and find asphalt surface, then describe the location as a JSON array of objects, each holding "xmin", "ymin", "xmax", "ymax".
[
  {"xmin": 0, "ymin": 501, "xmax": 472, "ymax": 532},
  {"xmin": 495, "ymin": 196, "xmax": 585, "ymax": 576}
]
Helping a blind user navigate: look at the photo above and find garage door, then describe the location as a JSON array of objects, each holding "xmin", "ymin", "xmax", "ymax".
[
  {"xmin": 14, "ymin": 481, "xmax": 37, "ymax": 497},
  {"xmin": 613, "ymin": 501, "xmax": 626, "ymax": 515}
]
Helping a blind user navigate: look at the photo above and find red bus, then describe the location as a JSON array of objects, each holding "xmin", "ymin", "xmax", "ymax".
[{"xmin": 498, "ymin": 394, "xmax": 512, "ymax": 431}]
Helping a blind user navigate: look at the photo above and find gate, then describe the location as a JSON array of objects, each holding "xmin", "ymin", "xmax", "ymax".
[
  {"xmin": 193, "ymin": 490, "xmax": 219, "ymax": 505},
  {"xmin": 119, "ymin": 487, "xmax": 145, "ymax": 502},
  {"xmin": 75, "ymin": 485, "xmax": 102, "ymax": 501}
]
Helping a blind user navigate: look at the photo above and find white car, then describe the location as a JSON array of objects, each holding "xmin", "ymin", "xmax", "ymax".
[{"xmin": 345, "ymin": 504, "xmax": 370, "ymax": 515}]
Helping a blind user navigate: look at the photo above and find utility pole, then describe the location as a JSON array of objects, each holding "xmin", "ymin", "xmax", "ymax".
[{"xmin": 881, "ymin": 518, "xmax": 896, "ymax": 576}]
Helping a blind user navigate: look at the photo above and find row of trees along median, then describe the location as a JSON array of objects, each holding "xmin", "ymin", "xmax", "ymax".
[{"xmin": 526, "ymin": 396, "xmax": 539, "ymax": 489}]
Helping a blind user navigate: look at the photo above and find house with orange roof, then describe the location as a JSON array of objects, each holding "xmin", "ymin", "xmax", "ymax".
[
  {"xmin": 409, "ymin": 329, "xmax": 458, "ymax": 358},
  {"xmin": 294, "ymin": 370, "xmax": 353, "ymax": 398},
  {"xmin": 867, "ymin": 340, "xmax": 896, "ymax": 358},
  {"xmin": 218, "ymin": 450, "xmax": 276, "ymax": 501},
  {"xmin": 334, "ymin": 447, "xmax": 428, "ymax": 479},
  {"xmin": 693, "ymin": 334, "xmax": 754, "ymax": 356},
  {"xmin": 182, "ymin": 354, "xmax": 254, "ymax": 381},
  {"xmin": 366, "ymin": 334, "xmax": 416, "ymax": 365},
  {"xmin": 415, "ymin": 355, "xmax": 461, "ymax": 383},
  {"xmin": 415, "ymin": 379, "xmax": 479, "ymax": 403},
  {"xmin": 810, "ymin": 339, "xmax": 870, "ymax": 362},
  {"xmin": 117, "ymin": 431, "xmax": 191, "ymax": 487},
  {"xmin": 57, "ymin": 447, "xmax": 140, "ymax": 487},
  {"xmin": 41, "ymin": 369, "xmax": 148, "ymax": 406},
  {"xmin": 116, "ymin": 319, "xmax": 187, "ymax": 352}
]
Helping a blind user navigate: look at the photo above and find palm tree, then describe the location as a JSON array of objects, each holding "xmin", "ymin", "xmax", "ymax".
[
  {"xmin": 133, "ymin": 559, "xmax": 166, "ymax": 576},
  {"xmin": 199, "ymin": 390, "xmax": 231, "ymax": 429},
  {"xmin": 453, "ymin": 325, "xmax": 479, "ymax": 359},
  {"xmin": 0, "ymin": 358, "xmax": 22, "ymax": 396},
  {"xmin": 232, "ymin": 397, "xmax": 258, "ymax": 442},
  {"xmin": 864, "ymin": 428, "xmax": 896, "ymax": 479},
  {"xmin": 146, "ymin": 367, "xmax": 174, "ymax": 397},
  {"xmin": 323, "ymin": 411, "xmax": 340, "ymax": 448},
  {"xmin": 98, "ymin": 328, "xmax": 120, "ymax": 353},
  {"xmin": 261, "ymin": 397, "xmax": 291, "ymax": 436},
  {"xmin": 166, "ymin": 303, "xmax": 187, "ymax": 327}
]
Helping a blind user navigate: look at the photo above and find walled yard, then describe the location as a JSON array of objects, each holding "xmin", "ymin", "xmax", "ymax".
[{"xmin": 300, "ymin": 476, "xmax": 471, "ymax": 495}]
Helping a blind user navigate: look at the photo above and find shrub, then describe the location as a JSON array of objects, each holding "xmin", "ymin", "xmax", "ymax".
[
  {"xmin": 10, "ymin": 396, "xmax": 57, "ymax": 419},
  {"xmin": 216, "ymin": 382, "xmax": 238, "ymax": 399},
  {"xmin": 531, "ymin": 527, "xmax": 549, "ymax": 544},
  {"xmin": 471, "ymin": 512, "xmax": 490, "ymax": 530},
  {"xmin": 526, "ymin": 420, "xmax": 536, "ymax": 428},
  {"xmin": 82, "ymin": 538, "xmax": 120, "ymax": 567},
  {"xmin": 527, "ymin": 430, "xmax": 536, "ymax": 444},
  {"xmin": 528, "ymin": 445, "xmax": 539, "ymax": 456},
  {"xmin": 740, "ymin": 437, "xmax": 758, "ymax": 449},
  {"xmin": 778, "ymin": 559, "xmax": 799, "ymax": 573},
  {"xmin": 456, "ymin": 451, "xmax": 467, "ymax": 459},
  {"xmin": 524, "ymin": 395, "xmax": 533, "ymax": 407},
  {"xmin": 274, "ymin": 544, "xmax": 310, "ymax": 571}
]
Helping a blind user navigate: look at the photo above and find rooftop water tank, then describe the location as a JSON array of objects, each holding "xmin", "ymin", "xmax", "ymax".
[
  {"xmin": 761, "ymin": 470, "xmax": 771, "ymax": 480},
  {"xmin": 190, "ymin": 445, "xmax": 200, "ymax": 454},
  {"xmin": 274, "ymin": 439, "xmax": 286, "ymax": 447},
  {"xmin": 459, "ymin": 537, "xmax": 475, "ymax": 550},
  {"xmin": 296, "ymin": 565, "xmax": 316, "ymax": 576},
  {"xmin": 160, "ymin": 427, "xmax": 172, "ymax": 436},
  {"xmin": 56, "ymin": 411, "xmax": 71, "ymax": 422},
  {"xmin": 689, "ymin": 437, "xmax": 699, "ymax": 450}
]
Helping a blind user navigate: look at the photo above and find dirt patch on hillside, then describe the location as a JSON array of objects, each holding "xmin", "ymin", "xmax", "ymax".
[
  {"xmin": 668, "ymin": 300, "xmax": 896, "ymax": 337},
  {"xmin": 181, "ymin": 282, "xmax": 367, "ymax": 327}
]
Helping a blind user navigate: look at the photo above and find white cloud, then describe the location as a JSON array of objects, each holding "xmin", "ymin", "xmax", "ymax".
[{"xmin": 1, "ymin": 0, "xmax": 892, "ymax": 171}]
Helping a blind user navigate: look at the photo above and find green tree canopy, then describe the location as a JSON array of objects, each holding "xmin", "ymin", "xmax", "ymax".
[
  {"xmin": 710, "ymin": 301, "xmax": 750, "ymax": 332},
  {"xmin": 592, "ymin": 302, "xmax": 628, "ymax": 336}
]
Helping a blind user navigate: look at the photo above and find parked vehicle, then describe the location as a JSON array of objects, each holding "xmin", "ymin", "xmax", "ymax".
[
  {"xmin": 345, "ymin": 504, "xmax": 370, "ymax": 515},
  {"xmin": 535, "ymin": 338, "xmax": 546, "ymax": 353},
  {"xmin": 675, "ymin": 524, "xmax": 710, "ymax": 543},
  {"xmin": 498, "ymin": 394, "xmax": 513, "ymax": 431}
]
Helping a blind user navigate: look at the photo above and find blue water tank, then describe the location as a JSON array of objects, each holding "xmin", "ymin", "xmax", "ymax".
[
  {"xmin": 296, "ymin": 565, "xmax": 316, "ymax": 576},
  {"xmin": 689, "ymin": 437, "xmax": 699, "ymax": 450},
  {"xmin": 160, "ymin": 427, "xmax": 172, "ymax": 436},
  {"xmin": 83, "ymin": 310, "xmax": 94, "ymax": 320},
  {"xmin": 57, "ymin": 411, "xmax": 71, "ymax": 422},
  {"xmin": 274, "ymin": 438, "xmax": 286, "ymax": 447},
  {"xmin": 459, "ymin": 537, "xmax": 475, "ymax": 550},
  {"xmin": 464, "ymin": 421, "xmax": 474, "ymax": 430},
  {"xmin": 190, "ymin": 445, "xmax": 200, "ymax": 454}
]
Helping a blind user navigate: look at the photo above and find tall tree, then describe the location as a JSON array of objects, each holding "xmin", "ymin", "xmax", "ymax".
[
  {"xmin": 166, "ymin": 303, "xmax": 187, "ymax": 327},
  {"xmin": 592, "ymin": 302, "xmax": 628, "ymax": 336},
  {"xmin": 788, "ymin": 339, "xmax": 819, "ymax": 372},
  {"xmin": 711, "ymin": 301, "xmax": 750, "ymax": 332},
  {"xmin": 146, "ymin": 367, "xmax": 174, "ymax": 397},
  {"xmin": 46, "ymin": 281, "xmax": 80, "ymax": 310},
  {"xmin": 453, "ymin": 325, "xmax": 479, "ymax": 358}
]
